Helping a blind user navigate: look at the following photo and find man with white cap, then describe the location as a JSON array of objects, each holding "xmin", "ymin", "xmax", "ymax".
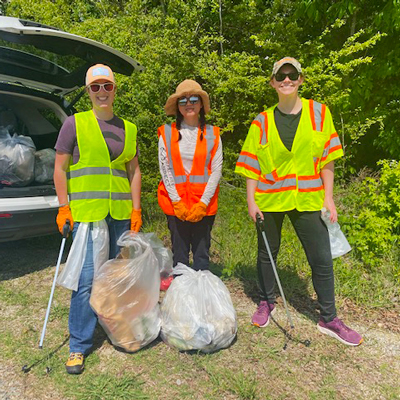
[
  {"xmin": 235, "ymin": 57, "xmax": 363, "ymax": 346},
  {"xmin": 54, "ymin": 64, "xmax": 142, "ymax": 373}
]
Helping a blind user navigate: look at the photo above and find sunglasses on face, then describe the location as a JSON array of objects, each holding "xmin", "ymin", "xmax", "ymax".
[
  {"xmin": 274, "ymin": 72, "xmax": 300, "ymax": 82},
  {"xmin": 178, "ymin": 96, "xmax": 200, "ymax": 106},
  {"xmin": 88, "ymin": 82, "xmax": 115, "ymax": 93}
]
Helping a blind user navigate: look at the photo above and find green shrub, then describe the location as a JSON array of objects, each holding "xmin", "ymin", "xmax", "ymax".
[{"xmin": 340, "ymin": 160, "xmax": 400, "ymax": 266}]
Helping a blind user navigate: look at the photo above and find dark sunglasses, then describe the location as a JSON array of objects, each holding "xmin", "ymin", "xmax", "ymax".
[
  {"xmin": 178, "ymin": 96, "xmax": 200, "ymax": 106},
  {"xmin": 88, "ymin": 82, "xmax": 115, "ymax": 93},
  {"xmin": 274, "ymin": 72, "xmax": 300, "ymax": 82}
]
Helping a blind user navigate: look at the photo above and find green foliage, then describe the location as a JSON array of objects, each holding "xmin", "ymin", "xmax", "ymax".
[
  {"xmin": 5, "ymin": 0, "xmax": 398, "ymax": 188},
  {"xmin": 340, "ymin": 160, "xmax": 400, "ymax": 267}
]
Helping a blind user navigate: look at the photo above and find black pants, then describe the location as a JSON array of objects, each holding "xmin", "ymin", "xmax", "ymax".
[
  {"xmin": 166, "ymin": 215, "xmax": 215, "ymax": 271},
  {"xmin": 257, "ymin": 210, "xmax": 336, "ymax": 322}
]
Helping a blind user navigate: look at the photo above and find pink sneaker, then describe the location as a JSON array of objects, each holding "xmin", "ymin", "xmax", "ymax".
[
  {"xmin": 252, "ymin": 301, "xmax": 276, "ymax": 327},
  {"xmin": 317, "ymin": 317, "xmax": 363, "ymax": 346}
]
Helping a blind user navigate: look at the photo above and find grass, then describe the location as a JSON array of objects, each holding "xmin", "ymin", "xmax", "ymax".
[{"xmin": 0, "ymin": 185, "xmax": 399, "ymax": 399}]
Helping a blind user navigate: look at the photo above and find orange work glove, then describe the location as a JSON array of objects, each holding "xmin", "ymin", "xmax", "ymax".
[
  {"xmin": 131, "ymin": 208, "xmax": 142, "ymax": 232},
  {"xmin": 56, "ymin": 205, "xmax": 74, "ymax": 235},
  {"xmin": 186, "ymin": 202, "xmax": 207, "ymax": 223},
  {"xmin": 172, "ymin": 200, "xmax": 189, "ymax": 221}
]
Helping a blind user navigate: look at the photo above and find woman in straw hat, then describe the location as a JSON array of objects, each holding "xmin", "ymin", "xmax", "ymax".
[{"xmin": 158, "ymin": 79, "xmax": 222, "ymax": 272}]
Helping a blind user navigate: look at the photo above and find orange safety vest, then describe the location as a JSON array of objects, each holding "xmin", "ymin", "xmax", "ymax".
[{"xmin": 157, "ymin": 122, "xmax": 220, "ymax": 216}]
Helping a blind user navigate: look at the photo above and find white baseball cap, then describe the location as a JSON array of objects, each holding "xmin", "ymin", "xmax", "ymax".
[{"xmin": 271, "ymin": 57, "xmax": 302, "ymax": 76}]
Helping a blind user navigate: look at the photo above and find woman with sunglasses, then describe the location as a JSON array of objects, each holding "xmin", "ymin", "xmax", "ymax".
[
  {"xmin": 235, "ymin": 57, "xmax": 363, "ymax": 346},
  {"xmin": 158, "ymin": 80, "xmax": 222, "ymax": 272},
  {"xmin": 54, "ymin": 64, "xmax": 142, "ymax": 374}
]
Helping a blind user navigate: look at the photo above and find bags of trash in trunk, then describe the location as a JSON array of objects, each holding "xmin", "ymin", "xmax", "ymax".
[
  {"xmin": 160, "ymin": 263, "xmax": 237, "ymax": 353},
  {"xmin": 0, "ymin": 127, "xmax": 35, "ymax": 186},
  {"xmin": 34, "ymin": 148, "xmax": 56, "ymax": 183},
  {"xmin": 90, "ymin": 231, "xmax": 161, "ymax": 352}
]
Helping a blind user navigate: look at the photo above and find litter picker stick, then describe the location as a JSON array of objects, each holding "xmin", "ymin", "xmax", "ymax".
[
  {"xmin": 39, "ymin": 221, "xmax": 70, "ymax": 349},
  {"xmin": 256, "ymin": 214, "xmax": 294, "ymax": 329}
]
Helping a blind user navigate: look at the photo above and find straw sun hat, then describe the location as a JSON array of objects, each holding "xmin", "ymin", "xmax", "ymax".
[{"xmin": 164, "ymin": 80, "xmax": 210, "ymax": 116}]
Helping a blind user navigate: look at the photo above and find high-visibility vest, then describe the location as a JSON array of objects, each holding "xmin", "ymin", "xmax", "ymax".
[
  {"xmin": 157, "ymin": 122, "xmax": 220, "ymax": 216},
  {"xmin": 67, "ymin": 110, "xmax": 137, "ymax": 222},
  {"xmin": 235, "ymin": 98, "xmax": 343, "ymax": 212}
]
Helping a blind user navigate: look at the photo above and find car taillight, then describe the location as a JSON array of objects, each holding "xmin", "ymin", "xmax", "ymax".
[{"xmin": 0, "ymin": 213, "xmax": 13, "ymax": 218}]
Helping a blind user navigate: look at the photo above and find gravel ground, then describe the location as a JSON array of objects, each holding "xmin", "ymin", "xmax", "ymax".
[{"xmin": 0, "ymin": 360, "xmax": 26, "ymax": 400}]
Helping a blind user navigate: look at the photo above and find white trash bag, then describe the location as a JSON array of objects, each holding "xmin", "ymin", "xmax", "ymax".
[
  {"xmin": 90, "ymin": 231, "xmax": 161, "ymax": 352},
  {"xmin": 57, "ymin": 220, "xmax": 109, "ymax": 291},
  {"xmin": 160, "ymin": 263, "xmax": 237, "ymax": 353},
  {"xmin": 321, "ymin": 208, "xmax": 352, "ymax": 259},
  {"xmin": 34, "ymin": 148, "xmax": 56, "ymax": 183},
  {"xmin": 0, "ymin": 127, "xmax": 35, "ymax": 186}
]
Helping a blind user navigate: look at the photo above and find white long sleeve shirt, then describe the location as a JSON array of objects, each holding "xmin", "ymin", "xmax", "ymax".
[{"xmin": 158, "ymin": 122, "xmax": 223, "ymax": 205}]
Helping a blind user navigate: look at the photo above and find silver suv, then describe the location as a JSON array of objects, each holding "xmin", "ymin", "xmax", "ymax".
[{"xmin": 0, "ymin": 16, "xmax": 143, "ymax": 241}]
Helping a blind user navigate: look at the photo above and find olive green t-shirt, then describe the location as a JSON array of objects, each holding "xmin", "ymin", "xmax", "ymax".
[{"xmin": 274, "ymin": 107, "xmax": 302, "ymax": 151}]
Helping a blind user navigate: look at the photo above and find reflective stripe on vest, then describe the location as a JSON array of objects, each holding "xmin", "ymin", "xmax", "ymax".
[
  {"xmin": 252, "ymin": 112, "xmax": 268, "ymax": 145},
  {"xmin": 67, "ymin": 110, "xmax": 136, "ymax": 222},
  {"xmin": 322, "ymin": 133, "xmax": 341, "ymax": 159},
  {"xmin": 191, "ymin": 124, "xmax": 215, "ymax": 183},
  {"xmin": 67, "ymin": 167, "xmax": 128, "ymax": 179},
  {"xmin": 236, "ymin": 151, "xmax": 261, "ymax": 175},
  {"xmin": 309, "ymin": 100, "xmax": 326, "ymax": 131},
  {"xmin": 163, "ymin": 124, "xmax": 186, "ymax": 184}
]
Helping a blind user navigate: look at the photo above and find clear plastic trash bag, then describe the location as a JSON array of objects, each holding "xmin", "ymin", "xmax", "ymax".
[
  {"xmin": 321, "ymin": 208, "xmax": 352, "ymax": 259},
  {"xmin": 34, "ymin": 148, "xmax": 56, "ymax": 183},
  {"xmin": 160, "ymin": 263, "xmax": 237, "ymax": 353},
  {"xmin": 0, "ymin": 127, "xmax": 35, "ymax": 186},
  {"xmin": 90, "ymin": 231, "xmax": 161, "ymax": 352},
  {"xmin": 142, "ymin": 232, "xmax": 173, "ymax": 278},
  {"xmin": 57, "ymin": 220, "xmax": 109, "ymax": 291}
]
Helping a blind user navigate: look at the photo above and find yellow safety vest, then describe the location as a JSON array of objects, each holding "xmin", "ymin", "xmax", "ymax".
[
  {"xmin": 235, "ymin": 98, "xmax": 343, "ymax": 212},
  {"xmin": 67, "ymin": 110, "xmax": 137, "ymax": 222}
]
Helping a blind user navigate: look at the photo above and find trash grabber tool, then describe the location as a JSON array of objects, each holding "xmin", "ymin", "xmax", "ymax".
[
  {"xmin": 256, "ymin": 214, "xmax": 294, "ymax": 329},
  {"xmin": 39, "ymin": 221, "xmax": 70, "ymax": 349}
]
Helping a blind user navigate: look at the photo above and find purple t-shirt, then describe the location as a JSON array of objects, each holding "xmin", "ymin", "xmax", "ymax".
[{"xmin": 55, "ymin": 114, "xmax": 138, "ymax": 164}]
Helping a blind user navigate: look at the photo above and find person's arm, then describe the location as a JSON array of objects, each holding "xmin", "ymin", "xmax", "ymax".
[
  {"xmin": 320, "ymin": 160, "xmax": 337, "ymax": 223},
  {"xmin": 200, "ymin": 137, "xmax": 222, "ymax": 205},
  {"xmin": 54, "ymin": 151, "xmax": 73, "ymax": 233},
  {"xmin": 126, "ymin": 155, "xmax": 141, "ymax": 210},
  {"xmin": 54, "ymin": 152, "xmax": 71, "ymax": 205},
  {"xmin": 158, "ymin": 135, "xmax": 180, "ymax": 202},
  {"xmin": 246, "ymin": 177, "xmax": 263, "ymax": 222}
]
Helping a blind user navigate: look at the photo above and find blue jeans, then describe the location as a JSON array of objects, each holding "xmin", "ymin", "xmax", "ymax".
[{"xmin": 69, "ymin": 216, "xmax": 130, "ymax": 354}]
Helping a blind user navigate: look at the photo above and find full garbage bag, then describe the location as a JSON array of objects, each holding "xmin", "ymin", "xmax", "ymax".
[
  {"xmin": 0, "ymin": 127, "xmax": 35, "ymax": 186},
  {"xmin": 90, "ymin": 231, "xmax": 161, "ymax": 352},
  {"xmin": 160, "ymin": 263, "xmax": 237, "ymax": 353},
  {"xmin": 34, "ymin": 148, "xmax": 56, "ymax": 183},
  {"xmin": 321, "ymin": 208, "xmax": 352, "ymax": 259}
]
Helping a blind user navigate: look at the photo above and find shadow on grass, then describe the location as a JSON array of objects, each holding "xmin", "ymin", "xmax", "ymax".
[
  {"xmin": 0, "ymin": 233, "xmax": 72, "ymax": 281},
  {"xmin": 233, "ymin": 262, "xmax": 321, "ymax": 324},
  {"xmin": 21, "ymin": 335, "xmax": 70, "ymax": 374}
]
